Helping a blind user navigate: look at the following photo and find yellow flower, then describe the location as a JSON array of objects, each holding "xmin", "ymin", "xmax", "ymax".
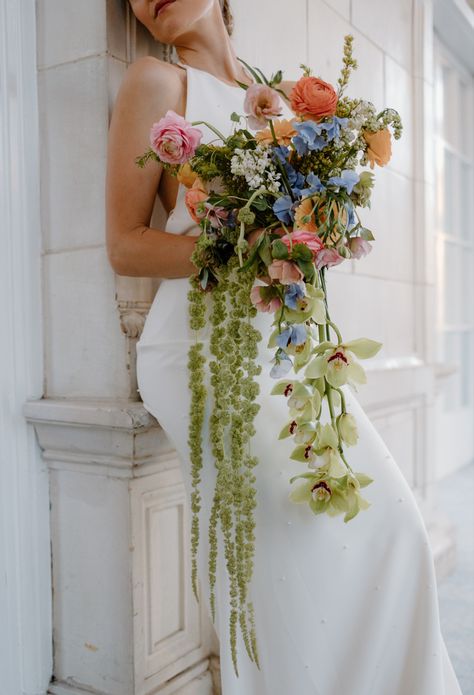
[
  {"xmin": 255, "ymin": 118, "xmax": 297, "ymax": 146},
  {"xmin": 177, "ymin": 161, "xmax": 199, "ymax": 188},
  {"xmin": 362, "ymin": 128, "xmax": 392, "ymax": 169}
]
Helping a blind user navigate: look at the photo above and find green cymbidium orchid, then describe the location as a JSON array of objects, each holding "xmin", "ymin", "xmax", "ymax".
[
  {"xmin": 304, "ymin": 337, "xmax": 382, "ymax": 388},
  {"xmin": 288, "ymin": 469, "xmax": 373, "ymax": 522}
]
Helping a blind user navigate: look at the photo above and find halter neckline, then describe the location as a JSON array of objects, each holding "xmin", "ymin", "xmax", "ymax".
[{"xmin": 175, "ymin": 60, "xmax": 254, "ymax": 91}]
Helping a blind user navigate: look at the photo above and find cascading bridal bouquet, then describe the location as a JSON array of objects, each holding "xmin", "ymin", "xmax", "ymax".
[{"xmin": 137, "ymin": 35, "xmax": 402, "ymax": 676}]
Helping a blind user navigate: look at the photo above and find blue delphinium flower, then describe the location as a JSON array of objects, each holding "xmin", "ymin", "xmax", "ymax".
[
  {"xmin": 273, "ymin": 195, "xmax": 294, "ymax": 224},
  {"xmin": 276, "ymin": 324, "xmax": 307, "ymax": 348},
  {"xmin": 324, "ymin": 116, "xmax": 349, "ymax": 142},
  {"xmin": 270, "ymin": 349, "xmax": 293, "ymax": 378},
  {"xmin": 327, "ymin": 169, "xmax": 360, "ymax": 195},
  {"xmin": 284, "ymin": 283, "xmax": 306, "ymax": 309},
  {"xmin": 272, "ymin": 145, "xmax": 290, "ymax": 165},
  {"xmin": 272, "ymin": 146, "xmax": 305, "ymax": 196},
  {"xmin": 292, "ymin": 121, "xmax": 329, "ymax": 155},
  {"xmin": 345, "ymin": 200, "xmax": 357, "ymax": 230},
  {"xmin": 300, "ymin": 172, "xmax": 326, "ymax": 198}
]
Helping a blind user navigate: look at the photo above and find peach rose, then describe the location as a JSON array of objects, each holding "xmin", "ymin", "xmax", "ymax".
[
  {"xmin": 177, "ymin": 162, "xmax": 199, "ymax": 188},
  {"xmin": 244, "ymin": 83, "xmax": 282, "ymax": 130},
  {"xmin": 362, "ymin": 128, "xmax": 392, "ymax": 169},
  {"xmin": 294, "ymin": 198, "xmax": 318, "ymax": 232},
  {"xmin": 289, "ymin": 76, "xmax": 338, "ymax": 121},
  {"xmin": 255, "ymin": 118, "xmax": 297, "ymax": 146},
  {"xmin": 185, "ymin": 180, "xmax": 208, "ymax": 223}
]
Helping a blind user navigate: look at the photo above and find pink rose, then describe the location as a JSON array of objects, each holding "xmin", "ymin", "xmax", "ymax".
[
  {"xmin": 244, "ymin": 84, "xmax": 282, "ymax": 130},
  {"xmin": 150, "ymin": 110, "xmax": 202, "ymax": 165},
  {"xmin": 250, "ymin": 284, "xmax": 283, "ymax": 313},
  {"xmin": 349, "ymin": 237, "xmax": 372, "ymax": 259},
  {"xmin": 281, "ymin": 230, "xmax": 324, "ymax": 260},
  {"xmin": 268, "ymin": 259, "xmax": 305, "ymax": 284},
  {"xmin": 315, "ymin": 247, "xmax": 344, "ymax": 270}
]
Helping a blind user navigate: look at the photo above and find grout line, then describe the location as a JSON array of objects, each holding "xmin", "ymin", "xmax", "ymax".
[{"xmin": 43, "ymin": 243, "xmax": 105, "ymax": 256}]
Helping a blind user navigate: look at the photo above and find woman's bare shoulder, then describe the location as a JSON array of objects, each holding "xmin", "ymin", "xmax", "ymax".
[{"xmin": 117, "ymin": 56, "xmax": 185, "ymax": 110}]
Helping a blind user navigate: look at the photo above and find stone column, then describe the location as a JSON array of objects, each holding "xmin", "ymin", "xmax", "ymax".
[{"xmin": 25, "ymin": 2, "xmax": 218, "ymax": 693}]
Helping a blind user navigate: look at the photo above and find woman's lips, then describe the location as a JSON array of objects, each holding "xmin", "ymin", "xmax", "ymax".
[{"xmin": 154, "ymin": 0, "xmax": 176, "ymax": 17}]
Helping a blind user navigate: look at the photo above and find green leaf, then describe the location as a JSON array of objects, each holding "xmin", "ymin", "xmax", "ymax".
[
  {"xmin": 230, "ymin": 111, "xmax": 241, "ymax": 122},
  {"xmin": 234, "ymin": 79, "xmax": 251, "ymax": 90},
  {"xmin": 271, "ymin": 69, "xmax": 283, "ymax": 85},
  {"xmin": 272, "ymin": 239, "xmax": 289, "ymax": 259},
  {"xmin": 292, "ymin": 243, "xmax": 313, "ymax": 261},
  {"xmin": 253, "ymin": 66, "xmax": 270, "ymax": 85},
  {"xmin": 252, "ymin": 195, "xmax": 268, "ymax": 211},
  {"xmin": 359, "ymin": 227, "xmax": 375, "ymax": 241},
  {"xmin": 258, "ymin": 239, "xmax": 273, "ymax": 266},
  {"xmin": 237, "ymin": 57, "xmax": 263, "ymax": 84}
]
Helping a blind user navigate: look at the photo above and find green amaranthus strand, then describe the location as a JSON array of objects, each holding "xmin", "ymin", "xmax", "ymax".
[
  {"xmin": 187, "ymin": 254, "xmax": 263, "ymax": 678},
  {"xmin": 187, "ymin": 278, "xmax": 208, "ymax": 601}
]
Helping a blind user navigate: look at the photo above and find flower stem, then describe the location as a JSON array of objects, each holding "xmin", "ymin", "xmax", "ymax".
[
  {"xmin": 269, "ymin": 120, "xmax": 295, "ymax": 201},
  {"xmin": 191, "ymin": 120, "xmax": 227, "ymax": 142}
]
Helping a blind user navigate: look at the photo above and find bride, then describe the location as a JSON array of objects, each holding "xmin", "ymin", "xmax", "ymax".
[{"xmin": 106, "ymin": 1, "xmax": 463, "ymax": 693}]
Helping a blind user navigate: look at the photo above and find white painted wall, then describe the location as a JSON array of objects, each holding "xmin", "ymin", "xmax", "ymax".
[
  {"xmin": 11, "ymin": 0, "xmax": 470, "ymax": 693},
  {"xmin": 0, "ymin": 0, "xmax": 52, "ymax": 693}
]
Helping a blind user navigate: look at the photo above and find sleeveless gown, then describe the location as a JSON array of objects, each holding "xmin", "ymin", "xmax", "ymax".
[{"xmin": 135, "ymin": 63, "xmax": 462, "ymax": 695}]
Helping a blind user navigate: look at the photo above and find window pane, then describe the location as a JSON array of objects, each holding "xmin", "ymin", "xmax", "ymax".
[
  {"xmin": 461, "ymin": 332, "xmax": 472, "ymax": 408},
  {"xmin": 444, "ymin": 242, "xmax": 461, "ymax": 325},
  {"xmin": 443, "ymin": 332, "xmax": 461, "ymax": 411},
  {"xmin": 443, "ymin": 149, "xmax": 456, "ymax": 235},
  {"xmin": 460, "ymin": 162, "xmax": 473, "ymax": 241}
]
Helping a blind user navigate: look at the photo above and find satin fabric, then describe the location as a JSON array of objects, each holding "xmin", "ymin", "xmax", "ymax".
[{"xmin": 136, "ymin": 63, "xmax": 462, "ymax": 695}]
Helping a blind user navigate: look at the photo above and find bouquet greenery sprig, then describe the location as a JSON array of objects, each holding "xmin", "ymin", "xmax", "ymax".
[{"xmin": 137, "ymin": 34, "xmax": 402, "ymax": 676}]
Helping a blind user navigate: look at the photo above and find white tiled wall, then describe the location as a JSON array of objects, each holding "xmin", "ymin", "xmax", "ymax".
[{"xmin": 37, "ymin": 0, "xmax": 435, "ymax": 489}]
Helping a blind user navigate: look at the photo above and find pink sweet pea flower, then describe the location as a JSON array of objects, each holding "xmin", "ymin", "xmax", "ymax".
[
  {"xmin": 268, "ymin": 259, "xmax": 305, "ymax": 284},
  {"xmin": 349, "ymin": 237, "xmax": 372, "ymax": 259},
  {"xmin": 150, "ymin": 110, "xmax": 202, "ymax": 165},
  {"xmin": 280, "ymin": 230, "xmax": 324, "ymax": 260},
  {"xmin": 244, "ymin": 84, "xmax": 282, "ymax": 130},
  {"xmin": 315, "ymin": 247, "xmax": 344, "ymax": 270},
  {"xmin": 250, "ymin": 284, "xmax": 283, "ymax": 313}
]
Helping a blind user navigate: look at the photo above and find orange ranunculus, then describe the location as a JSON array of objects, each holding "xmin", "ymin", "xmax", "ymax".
[
  {"xmin": 362, "ymin": 128, "xmax": 392, "ymax": 169},
  {"xmin": 185, "ymin": 180, "xmax": 208, "ymax": 223},
  {"xmin": 255, "ymin": 118, "xmax": 297, "ymax": 146},
  {"xmin": 289, "ymin": 76, "xmax": 338, "ymax": 121},
  {"xmin": 177, "ymin": 161, "xmax": 199, "ymax": 188},
  {"xmin": 294, "ymin": 198, "xmax": 318, "ymax": 232}
]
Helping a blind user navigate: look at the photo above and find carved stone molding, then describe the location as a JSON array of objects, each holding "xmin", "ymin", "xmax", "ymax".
[{"xmin": 23, "ymin": 397, "xmax": 218, "ymax": 695}]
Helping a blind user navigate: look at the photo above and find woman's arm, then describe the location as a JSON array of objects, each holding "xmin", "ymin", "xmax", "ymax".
[{"xmin": 106, "ymin": 56, "xmax": 199, "ymax": 278}]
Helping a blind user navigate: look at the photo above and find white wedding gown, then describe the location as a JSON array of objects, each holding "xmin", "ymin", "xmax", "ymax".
[{"xmin": 136, "ymin": 63, "xmax": 463, "ymax": 695}]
